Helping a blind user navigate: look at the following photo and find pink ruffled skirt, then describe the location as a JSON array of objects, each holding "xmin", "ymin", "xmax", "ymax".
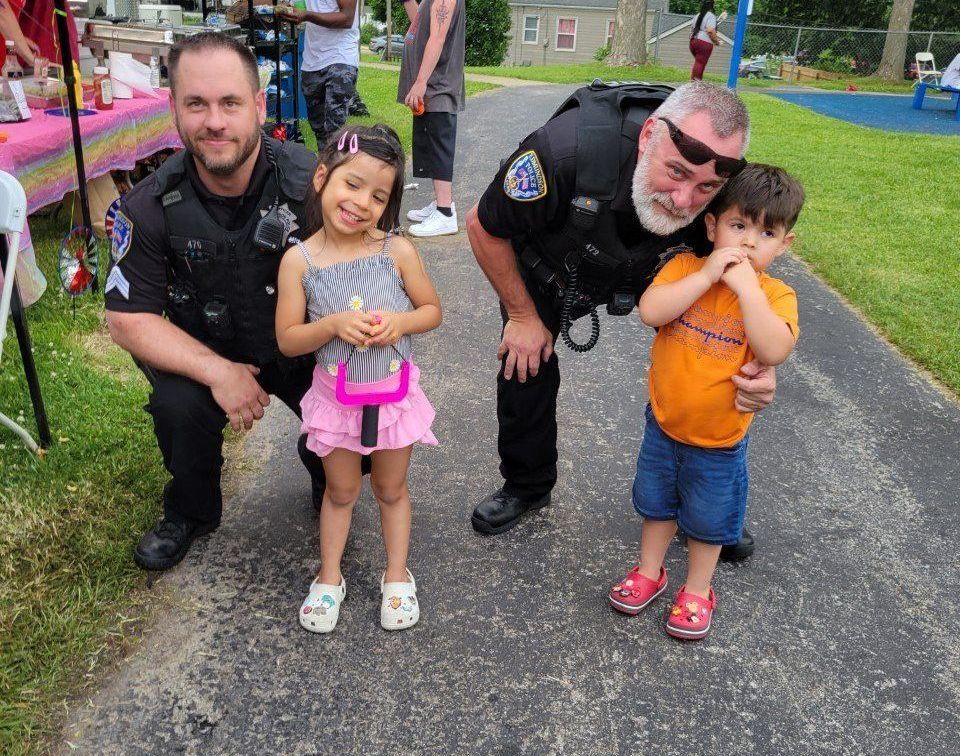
[{"xmin": 300, "ymin": 362, "xmax": 438, "ymax": 457}]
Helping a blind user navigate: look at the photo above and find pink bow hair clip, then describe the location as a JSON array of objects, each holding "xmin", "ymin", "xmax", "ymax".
[{"xmin": 337, "ymin": 132, "xmax": 359, "ymax": 154}]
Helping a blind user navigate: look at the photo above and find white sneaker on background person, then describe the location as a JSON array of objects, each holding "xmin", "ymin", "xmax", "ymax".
[
  {"xmin": 409, "ymin": 206, "xmax": 458, "ymax": 237},
  {"xmin": 406, "ymin": 200, "xmax": 440, "ymax": 222}
]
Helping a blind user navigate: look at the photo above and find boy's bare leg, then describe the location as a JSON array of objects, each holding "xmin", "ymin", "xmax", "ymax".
[
  {"xmin": 638, "ymin": 518, "xmax": 677, "ymax": 581},
  {"xmin": 686, "ymin": 538, "xmax": 722, "ymax": 598}
]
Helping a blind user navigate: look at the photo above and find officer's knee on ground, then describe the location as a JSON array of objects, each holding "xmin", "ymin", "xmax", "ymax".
[{"xmin": 147, "ymin": 373, "xmax": 227, "ymax": 432}]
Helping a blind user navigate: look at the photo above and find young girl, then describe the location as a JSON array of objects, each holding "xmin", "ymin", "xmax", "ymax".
[{"xmin": 276, "ymin": 125, "xmax": 442, "ymax": 634}]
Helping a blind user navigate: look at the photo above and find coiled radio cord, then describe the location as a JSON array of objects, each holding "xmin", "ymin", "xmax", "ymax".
[{"xmin": 559, "ymin": 264, "xmax": 600, "ymax": 352}]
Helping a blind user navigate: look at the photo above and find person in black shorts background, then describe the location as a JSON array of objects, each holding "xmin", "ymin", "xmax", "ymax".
[{"xmin": 397, "ymin": 0, "xmax": 466, "ymax": 238}]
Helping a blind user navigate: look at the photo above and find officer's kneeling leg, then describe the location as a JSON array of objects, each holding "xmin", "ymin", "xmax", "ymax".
[{"xmin": 141, "ymin": 367, "xmax": 229, "ymax": 526}]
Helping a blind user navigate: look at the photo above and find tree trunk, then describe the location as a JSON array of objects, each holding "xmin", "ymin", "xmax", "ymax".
[
  {"xmin": 609, "ymin": 0, "xmax": 647, "ymax": 66},
  {"xmin": 875, "ymin": 0, "xmax": 916, "ymax": 80}
]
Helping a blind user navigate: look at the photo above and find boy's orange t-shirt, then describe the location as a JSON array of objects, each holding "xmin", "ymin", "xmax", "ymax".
[{"xmin": 648, "ymin": 253, "xmax": 799, "ymax": 448}]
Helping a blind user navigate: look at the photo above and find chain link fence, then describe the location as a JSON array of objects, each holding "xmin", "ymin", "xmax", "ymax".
[{"xmin": 741, "ymin": 22, "xmax": 960, "ymax": 81}]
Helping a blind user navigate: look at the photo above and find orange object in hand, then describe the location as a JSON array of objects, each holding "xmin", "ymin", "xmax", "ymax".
[{"xmin": 410, "ymin": 101, "xmax": 424, "ymax": 116}]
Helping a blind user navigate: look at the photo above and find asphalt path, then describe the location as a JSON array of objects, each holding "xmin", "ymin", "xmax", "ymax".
[{"xmin": 62, "ymin": 85, "xmax": 960, "ymax": 755}]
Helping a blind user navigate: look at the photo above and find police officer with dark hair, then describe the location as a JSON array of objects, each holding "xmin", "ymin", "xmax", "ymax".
[
  {"xmin": 104, "ymin": 32, "xmax": 325, "ymax": 570},
  {"xmin": 466, "ymin": 81, "xmax": 778, "ymax": 561}
]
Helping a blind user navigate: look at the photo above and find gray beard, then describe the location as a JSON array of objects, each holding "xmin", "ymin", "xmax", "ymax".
[{"xmin": 631, "ymin": 147, "xmax": 697, "ymax": 237}]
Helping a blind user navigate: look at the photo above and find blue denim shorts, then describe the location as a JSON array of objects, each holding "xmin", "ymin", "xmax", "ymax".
[{"xmin": 632, "ymin": 404, "xmax": 748, "ymax": 546}]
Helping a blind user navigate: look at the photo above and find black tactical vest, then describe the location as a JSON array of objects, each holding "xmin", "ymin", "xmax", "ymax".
[
  {"xmin": 520, "ymin": 82, "xmax": 697, "ymax": 303},
  {"xmin": 154, "ymin": 138, "xmax": 317, "ymax": 364}
]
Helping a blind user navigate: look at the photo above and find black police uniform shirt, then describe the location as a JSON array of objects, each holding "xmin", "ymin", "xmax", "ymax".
[
  {"xmin": 476, "ymin": 108, "xmax": 709, "ymax": 285},
  {"xmin": 103, "ymin": 147, "xmax": 272, "ymax": 319}
]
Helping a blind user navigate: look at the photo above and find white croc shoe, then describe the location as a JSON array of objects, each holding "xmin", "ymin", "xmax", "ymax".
[
  {"xmin": 380, "ymin": 569, "xmax": 420, "ymax": 631},
  {"xmin": 409, "ymin": 207, "xmax": 458, "ymax": 237},
  {"xmin": 299, "ymin": 576, "xmax": 346, "ymax": 634},
  {"xmin": 406, "ymin": 200, "xmax": 438, "ymax": 222}
]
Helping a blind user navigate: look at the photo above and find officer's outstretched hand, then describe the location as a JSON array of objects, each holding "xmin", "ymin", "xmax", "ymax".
[
  {"xmin": 499, "ymin": 314, "xmax": 554, "ymax": 383},
  {"xmin": 211, "ymin": 362, "xmax": 271, "ymax": 432},
  {"xmin": 732, "ymin": 359, "xmax": 776, "ymax": 413}
]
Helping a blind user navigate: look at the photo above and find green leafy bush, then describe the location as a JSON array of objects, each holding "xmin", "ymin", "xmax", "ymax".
[
  {"xmin": 464, "ymin": 0, "xmax": 511, "ymax": 66},
  {"xmin": 595, "ymin": 42, "xmax": 611, "ymax": 62},
  {"xmin": 360, "ymin": 20, "xmax": 379, "ymax": 45}
]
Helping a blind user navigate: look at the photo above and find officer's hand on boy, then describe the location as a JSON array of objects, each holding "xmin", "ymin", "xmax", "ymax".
[
  {"xmin": 365, "ymin": 311, "xmax": 404, "ymax": 346},
  {"xmin": 210, "ymin": 361, "xmax": 271, "ymax": 432},
  {"xmin": 720, "ymin": 258, "xmax": 759, "ymax": 295},
  {"xmin": 732, "ymin": 360, "xmax": 776, "ymax": 413},
  {"xmin": 702, "ymin": 246, "xmax": 747, "ymax": 284},
  {"xmin": 330, "ymin": 311, "xmax": 377, "ymax": 346},
  {"xmin": 498, "ymin": 314, "xmax": 554, "ymax": 383}
]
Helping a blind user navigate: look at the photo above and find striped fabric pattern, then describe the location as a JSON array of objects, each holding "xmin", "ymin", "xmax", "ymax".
[{"xmin": 300, "ymin": 234, "xmax": 413, "ymax": 384}]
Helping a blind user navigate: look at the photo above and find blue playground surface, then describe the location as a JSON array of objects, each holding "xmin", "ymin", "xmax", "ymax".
[{"xmin": 768, "ymin": 90, "xmax": 960, "ymax": 136}]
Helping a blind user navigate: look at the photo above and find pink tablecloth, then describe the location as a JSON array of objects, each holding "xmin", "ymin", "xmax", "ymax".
[{"xmin": 0, "ymin": 92, "xmax": 182, "ymax": 305}]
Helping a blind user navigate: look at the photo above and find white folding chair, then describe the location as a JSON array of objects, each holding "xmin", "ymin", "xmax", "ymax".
[
  {"xmin": 0, "ymin": 170, "xmax": 41, "ymax": 452},
  {"xmin": 916, "ymin": 52, "xmax": 942, "ymax": 86}
]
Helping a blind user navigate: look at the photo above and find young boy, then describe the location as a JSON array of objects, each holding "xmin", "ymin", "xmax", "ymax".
[{"xmin": 608, "ymin": 163, "xmax": 804, "ymax": 640}]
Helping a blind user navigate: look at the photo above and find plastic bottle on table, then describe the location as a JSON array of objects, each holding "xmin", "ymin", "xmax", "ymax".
[
  {"xmin": 93, "ymin": 64, "xmax": 113, "ymax": 110},
  {"xmin": 2, "ymin": 41, "xmax": 23, "ymax": 100}
]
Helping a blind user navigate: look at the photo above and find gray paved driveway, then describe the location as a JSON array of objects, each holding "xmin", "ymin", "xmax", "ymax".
[{"xmin": 62, "ymin": 85, "xmax": 960, "ymax": 755}]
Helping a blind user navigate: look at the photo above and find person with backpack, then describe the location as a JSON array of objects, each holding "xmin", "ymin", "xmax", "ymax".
[
  {"xmin": 465, "ymin": 81, "xmax": 775, "ymax": 562},
  {"xmin": 689, "ymin": 1, "xmax": 720, "ymax": 80}
]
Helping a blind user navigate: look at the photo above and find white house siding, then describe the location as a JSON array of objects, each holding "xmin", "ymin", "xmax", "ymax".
[
  {"xmin": 505, "ymin": 6, "xmax": 734, "ymax": 78},
  {"xmin": 508, "ymin": 6, "xmax": 622, "ymax": 65}
]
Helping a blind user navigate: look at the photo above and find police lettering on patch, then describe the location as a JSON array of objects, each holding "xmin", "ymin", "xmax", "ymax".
[
  {"xmin": 111, "ymin": 210, "xmax": 133, "ymax": 263},
  {"xmin": 503, "ymin": 150, "xmax": 547, "ymax": 202}
]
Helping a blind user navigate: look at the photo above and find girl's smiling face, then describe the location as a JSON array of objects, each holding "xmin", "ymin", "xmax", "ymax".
[{"xmin": 314, "ymin": 153, "xmax": 397, "ymax": 237}]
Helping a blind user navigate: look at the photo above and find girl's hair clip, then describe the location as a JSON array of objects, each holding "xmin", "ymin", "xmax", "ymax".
[
  {"xmin": 337, "ymin": 131, "xmax": 348, "ymax": 151},
  {"xmin": 349, "ymin": 134, "xmax": 359, "ymax": 154}
]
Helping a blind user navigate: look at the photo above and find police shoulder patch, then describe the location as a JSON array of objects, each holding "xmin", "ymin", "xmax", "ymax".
[
  {"xmin": 503, "ymin": 150, "xmax": 547, "ymax": 202},
  {"xmin": 111, "ymin": 210, "xmax": 133, "ymax": 263}
]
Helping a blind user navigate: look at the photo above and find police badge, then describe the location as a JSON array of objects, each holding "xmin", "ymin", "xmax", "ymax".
[
  {"xmin": 111, "ymin": 210, "xmax": 133, "ymax": 263},
  {"xmin": 503, "ymin": 150, "xmax": 547, "ymax": 202}
]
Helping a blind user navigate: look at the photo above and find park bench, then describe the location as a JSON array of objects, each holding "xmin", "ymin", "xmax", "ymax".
[{"xmin": 911, "ymin": 80, "xmax": 960, "ymax": 121}]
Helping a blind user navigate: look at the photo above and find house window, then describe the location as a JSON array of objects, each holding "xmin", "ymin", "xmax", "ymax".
[
  {"xmin": 556, "ymin": 17, "xmax": 577, "ymax": 51},
  {"xmin": 522, "ymin": 15, "xmax": 539, "ymax": 45},
  {"xmin": 606, "ymin": 19, "xmax": 615, "ymax": 47}
]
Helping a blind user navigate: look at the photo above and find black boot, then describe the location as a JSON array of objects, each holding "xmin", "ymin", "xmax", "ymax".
[
  {"xmin": 471, "ymin": 488, "xmax": 550, "ymax": 535},
  {"xmin": 133, "ymin": 517, "xmax": 218, "ymax": 571},
  {"xmin": 719, "ymin": 528, "xmax": 755, "ymax": 562}
]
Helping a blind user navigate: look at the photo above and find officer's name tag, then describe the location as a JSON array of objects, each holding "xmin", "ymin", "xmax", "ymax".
[
  {"xmin": 104, "ymin": 265, "xmax": 130, "ymax": 300},
  {"xmin": 503, "ymin": 150, "xmax": 547, "ymax": 202}
]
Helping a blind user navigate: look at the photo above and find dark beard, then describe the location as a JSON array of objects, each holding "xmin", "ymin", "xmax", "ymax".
[{"xmin": 184, "ymin": 128, "xmax": 261, "ymax": 177}]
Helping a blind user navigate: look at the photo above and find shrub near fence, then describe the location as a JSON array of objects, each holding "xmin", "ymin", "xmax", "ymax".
[{"xmin": 745, "ymin": 22, "xmax": 960, "ymax": 79}]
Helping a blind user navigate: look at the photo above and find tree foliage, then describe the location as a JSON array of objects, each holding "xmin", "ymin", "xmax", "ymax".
[
  {"xmin": 464, "ymin": 0, "xmax": 511, "ymax": 66},
  {"xmin": 367, "ymin": 0, "xmax": 410, "ymax": 35}
]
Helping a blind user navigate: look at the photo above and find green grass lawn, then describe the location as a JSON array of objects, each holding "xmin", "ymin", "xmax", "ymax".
[
  {"xmin": 0, "ymin": 65, "xmax": 494, "ymax": 753},
  {"xmin": 744, "ymin": 92, "xmax": 960, "ymax": 390}
]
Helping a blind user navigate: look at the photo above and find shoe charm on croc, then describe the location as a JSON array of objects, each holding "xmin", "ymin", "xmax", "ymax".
[
  {"xmin": 300, "ymin": 577, "xmax": 346, "ymax": 634},
  {"xmin": 381, "ymin": 569, "xmax": 420, "ymax": 631},
  {"xmin": 608, "ymin": 566, "xmax": 668, "ymax": 616},
  {"xmin": 665, "ymin": 586, "xmax": 716, "ymax": 640}
]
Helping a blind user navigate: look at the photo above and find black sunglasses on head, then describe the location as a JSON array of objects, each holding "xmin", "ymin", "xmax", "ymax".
[{"xmin": 658, "ymin": 117, "xmax": 746, "ymax": 178}]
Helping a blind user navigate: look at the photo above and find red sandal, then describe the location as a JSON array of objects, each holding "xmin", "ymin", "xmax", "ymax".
[
  {"xmin": 665, "ymin": 586, "xmax": 716, "ymax": 640},
  {"xmin": 608, "ymin": 566, "xmax": 668, "ymax": 615}
]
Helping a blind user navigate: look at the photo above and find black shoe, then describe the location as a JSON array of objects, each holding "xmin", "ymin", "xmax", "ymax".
[
  {"xmin": 133, "ymin": 518, "xmax": 219, "ymax": 571},
  {"xmin": 471, "ymin": 488, "xmax": 550, "ymax": 535},
  {"xmin": 719, "ymin": 528, "xmax": 755, "ymax": 562}
]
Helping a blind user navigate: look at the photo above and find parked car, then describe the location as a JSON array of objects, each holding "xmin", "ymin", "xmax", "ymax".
[{"xmin": 369, "ymin": 34, "xmax": 405, "ymax": 58}]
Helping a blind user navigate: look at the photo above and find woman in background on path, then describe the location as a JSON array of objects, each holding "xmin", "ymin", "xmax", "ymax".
[{"xmin": 689, "ymin": 1, "xmax": 719, "ymax": 81}]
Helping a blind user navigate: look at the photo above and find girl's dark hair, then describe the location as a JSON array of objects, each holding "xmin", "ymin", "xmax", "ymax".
[
  {"xmin": 692, "ymin": 1, "xmax": 715, "ymax": 38},
  {"xmin": 302, "ymin": 124, "xmax": 407, "ymax": 238}
]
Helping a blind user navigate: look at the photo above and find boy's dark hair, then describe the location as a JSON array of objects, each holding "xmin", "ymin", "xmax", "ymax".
[
  {"xmin": 709, "ymin": 163, "xmax": 805, "ymax": 231},
  {"xmin": 303, "ymin": 124, "xmax": 407, "ymax": 237},
  {"xmin": 168, "ymin": 32, "xmax": 260, "ymax": 94}
]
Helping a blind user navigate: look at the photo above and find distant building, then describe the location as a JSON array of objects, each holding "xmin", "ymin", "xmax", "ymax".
[{"xmin": 504, "ymin": 0, "xmax": 735, "ymax": 76}]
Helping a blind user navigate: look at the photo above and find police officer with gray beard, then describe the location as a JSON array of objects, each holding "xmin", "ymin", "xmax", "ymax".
[
  {"xmin": 467, "ymin": 81, "xmax": 777, "ymax": 561},
  {"xmin": 105, "ymin": 33, "xmax": 326, "ymax": 570}
]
